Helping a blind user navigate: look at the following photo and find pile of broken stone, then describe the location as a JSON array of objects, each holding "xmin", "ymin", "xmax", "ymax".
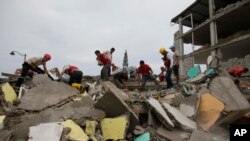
[{"xmin": 0, "ymin": 71, "xmax": 250, "ymax": 141}]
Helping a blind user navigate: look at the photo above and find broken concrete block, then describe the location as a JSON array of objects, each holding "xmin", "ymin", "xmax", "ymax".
[
  {"xmin": 133, "ymin": 126, "xmax": 145, "ymax": 135},
  {"xmin": 134, "ymin": 132, "xmax": 150, "ymax": 141},
  {"xmin": 62, "ymin": 119, "xmax": 89, "ymax": 141},
  {"xmin": 95, "ymin": 81, "xmax": 139, "ymax": 133},
  {"xmin": 211, "ymin": 77, "xmax": 250, "ymax": 112},
  {"xmin": 1, "ymin": 82, "xmax": 17, "ymax": 104},
  {"xmin": 157, "ymin": 125, "xmax": 190, "ymax": 141},
  {"xmin": 180, "ymin": 94, "xmax": 200, "ymax": 118},
  {"xmin": 100, "ymin": 116, "xmax": 128, "ymax": 140},
  {"xmin": 188, "ymin": 130, "xmax": 228, "ymax": 141},
  {"xmin": 0, "ymin": 130, "xmax": 13, "ymax": 141},
  {"xmin": 28, "ymin": 122, "xmax": 63, "ymax": 141},
  {"xmin": 196, "ymin": 93, "xmax": 224, "ymax": 131},
  {"xmin": 161, "ymin": 101, "xmax": 197, "ymax": 131},
  {"xmin": 211, "ymin": 76, "xmax": 250, "ymax": 125},
  {"xmin": 18, "ymin": 75, "xmax": 79, "ymax": 111},
  {"xmin": 147, "ymin": 97, "xmax": 174, "ymax": 129},
  {"xmin": 85, "ymin": 120, "xmax": 96, "ymax": 136},
  {"xmin": 0, "ymin": 115, "xmax": 6, "ymax": 130}
]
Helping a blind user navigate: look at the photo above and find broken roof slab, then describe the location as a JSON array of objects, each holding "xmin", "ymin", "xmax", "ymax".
[{"xmin": 18, "ymin": 75, "xmax": 79, "ymax": 111}]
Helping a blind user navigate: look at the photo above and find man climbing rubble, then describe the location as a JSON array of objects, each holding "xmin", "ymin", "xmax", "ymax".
[
  {"xmin": 60, "ymin": 65, "xmax": 88, "ymax": 93},
  {"xmin": 103, "ymin": 47, "xmax": 115, "ymax": 76},
  {"xmin": 112, "ymin": 66, "xmax": 128, "ymax": 89},
  {"xmin": 95, "ymin": 50, "xmax": 111, "ymax": 80},
  {"xmin": 15, "ymin": 53, "xmax": 51, "ymax": 88},
  {"xmin": 136, "ymin": 60, "xmax": 160, "ymax": 91},
  {"xmin": 159, "ymin": 47, "xmax": 174, "ymax": 89}
]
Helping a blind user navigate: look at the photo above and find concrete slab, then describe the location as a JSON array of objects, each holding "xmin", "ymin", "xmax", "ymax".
[
  {"xmin": 95, "ymin": 81, "xmax": 139, "ymax": 132},
  {"xmin": 157, "ymin": 126, "xmax": 190, "ymax": 141},
  {"xmin": 12, "ymin": 97, "xmax": 104, "ymax": 140},
  {"xmin": 180, "ymin": 94, "xmax": 200, "ymax": 118},
  {"xmin": 211, "ymin": 76, "xmax": 250, "ymax": 111},
  {"xmin": 100, "ymin": 116, "xmax": 128, "ymax": 140},
  {"xmin": 147, "ymin": 97, "xmax": 174, "ymax": 129},
  {"xmin": 161, "ymin": 101, "xmax": 197, "ymax": 131},
  {"xmin": 28, "ymin": 122, "xmax": 63, "ymax": 141},
  {"xmin": 1, "ymin": 82, "xmax": 17, "ymax": 104},
  {"xmin": 188, "ymin": 130, "xmax": 228, "ymax": 141},
  {"xmin": 0, "ymin": 130, "xmax": 13, "ymax": 141},
  {"xmin": 18, "ymin": 75, "xmax": 79, "ymax": 111}
]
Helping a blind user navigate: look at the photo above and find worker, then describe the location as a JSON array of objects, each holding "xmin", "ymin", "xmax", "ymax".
[
  {"xmin": 159, "ymin": 47, "xmax": 174, "ymax": 89},
  {"xmin": 113, "ymin": 67, "xmax": 128, "ymax": 89},
  {"xmin": 228, "ymin": 66, "xmax": 249, "ymax": 78},
  {"xmin": 95, "ymin": 50, "xmax": 111, "ymax": 80},
  {"xmin": 169, "ymin": 45, "xmax": 180, "ymax": 85},
  {"xmin": 15, "ymin": 53, "xmax": 51, "ymax": 88},
  {"xmin": 158, "ymin": 66, "xmax": 166, "ymax": 82},
  {"xmin": 60, "ymin": 65, "xmax": 87, "ymax": 93},
  {"xmin": 103, "ymin": 48, "xmax": 115, "ymax": 76},
  {"xmin": 136, "ymin": 60, "xmax": 160, "ymax": 91}
]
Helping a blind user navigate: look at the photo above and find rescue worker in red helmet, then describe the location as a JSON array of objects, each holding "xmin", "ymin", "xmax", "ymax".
[
  {"xmin": 15, "ymin": 53, "xmax": 51, "ymax": 87},
  {"xmin": 60, "ymin": 65, "xmax": 88, "ymax": 93}
]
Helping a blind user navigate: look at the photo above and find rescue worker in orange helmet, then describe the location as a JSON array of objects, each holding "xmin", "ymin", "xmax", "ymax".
[{"xmin": 15, "ymin": 53, "xmax": 51, "ymax": 87}]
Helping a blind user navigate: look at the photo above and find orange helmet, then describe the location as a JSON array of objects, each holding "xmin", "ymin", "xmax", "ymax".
[{"xmin": 44, "ymin": 53, "xmax": 51, "ymax": 61}]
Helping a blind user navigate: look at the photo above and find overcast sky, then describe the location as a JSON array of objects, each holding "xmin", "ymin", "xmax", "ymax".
[{"xmin": 0, "ymin": 0, "xmax": 195, "ymax": 76}]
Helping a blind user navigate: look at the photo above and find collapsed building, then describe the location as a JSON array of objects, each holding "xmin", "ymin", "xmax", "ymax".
[{"xmin": 0, "ymin": 0, "xmax": 250, "ymax": 141}]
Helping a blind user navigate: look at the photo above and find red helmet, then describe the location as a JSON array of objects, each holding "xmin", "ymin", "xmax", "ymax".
[{"xmin": 44, "ymin": 53, "xmax": 51, "ymax": 61}]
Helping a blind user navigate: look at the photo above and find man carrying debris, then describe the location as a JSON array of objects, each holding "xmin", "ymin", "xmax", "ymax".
[
  {"xmin": 170, "ymin": 45, "xmax": 180, "ymax": 85},
  {"xmin": 95, "ymin": 50, "xmax": 111, "ymax": 80},
  {"xmin": 136, "ymin": 60, "xmax": 159, "ymax": 91},
  {"xmin": 15, "ymin": 53, "xmax": 51, "ymax": 88},
  {"xmin": 60, "ymin": 65, "xmax": 87, "ymax": 93},
  {"xmin": 103, "ymin": 47, "xmax": 115, "ymax": 76},
  {"xmin": 112, "ymin": 67, "xmax": 128, "ymax": 89},
  {"xmin": 228, "ymin": 66, "xmax": 249, "ymax": 78},
  {"xmin": 159, "ymin": 47, "xmax": 174, "ymax": 89}
]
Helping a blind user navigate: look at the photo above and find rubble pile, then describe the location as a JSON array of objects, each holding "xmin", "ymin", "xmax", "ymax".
[{"xmin": 0, "ymin": 69, "xmax": 250, "ymax": 141}]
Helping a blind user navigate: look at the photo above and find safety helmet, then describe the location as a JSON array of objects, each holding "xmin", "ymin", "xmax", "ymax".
[
  {"xmin": 159, "ymin": 47, "xmax": 166, "ymax": 54},
  {"xmin": 169, "ymin": 45, "xmax": 176, "ymax": 49},
  {"xmin": 44, "ymin": 53, "xmax": 51, "ymax": 61}
]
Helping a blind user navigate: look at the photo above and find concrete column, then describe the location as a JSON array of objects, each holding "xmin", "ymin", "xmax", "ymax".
[
  {"xmin": 209, "ymin": 0, "xmax": 219, "ymax": 67},
  {"xmin": 178, "ymin": 17, "xmax": 185, "ymax": 76}
]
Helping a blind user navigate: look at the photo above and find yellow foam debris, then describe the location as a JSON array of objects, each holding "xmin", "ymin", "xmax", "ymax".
[
  {"xmin": 62, "ymin": 120, "xmax": 89, "ymax": 141},
  {"xmin": 197, "ymin": 93, "xmax": 225, "ymax": 131},
  {"xmin": 85, "ymin": 120, "xmax": 96, "ymax": 136},
  {"xmin": 101, "ymin": 116, "xmax": 128, "ymax": 140},
  {"xmin": 1, "ymin": 83, "xmax": 17, "ymax": 104},
  {"xmin": 0, "ymin": 115, "xmax": 6, "ymax": 130}
]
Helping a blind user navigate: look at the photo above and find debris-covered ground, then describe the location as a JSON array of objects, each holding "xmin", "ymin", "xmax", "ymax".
[{"xmin": 0, "ymin": 68, "xmax": 250, "ymax": 141}]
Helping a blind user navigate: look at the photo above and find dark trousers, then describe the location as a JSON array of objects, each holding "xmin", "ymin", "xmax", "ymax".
[
  {"xmin": 101, "ymin": 64, "xmax": 111, "ymax": 80},
  {"xmin": 15, "ymin": 62, "xmax": 45, "ymax": 87},
  {"xmin": 68, "ymin": 70, "xmax": 83, "ymax": 85},
  {"xmin": 165, "ymin": 68, "xmax": 173, "ymax": 89}
]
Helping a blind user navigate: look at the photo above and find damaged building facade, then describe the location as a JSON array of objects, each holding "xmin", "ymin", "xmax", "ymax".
[{"xmin": 171, "ymin": 0, "xmax": 250, "ymax": 76}]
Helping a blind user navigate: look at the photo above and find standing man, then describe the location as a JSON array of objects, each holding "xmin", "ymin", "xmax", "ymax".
[
  {"xmin": 104, "ymin": 48, "xmax": 115, "ymax": 76},
  {"xmin": 136, "ymin": 60, "xmax": 159, "ymax": 91},
  {"xmin": 95, "ymin": 50, "xmax": 111, "ymax": 80},
  {"xmin": 60, "ymin": 65, "xmax": 87, "ymax": 93},
  {"xmin": 159, "ymin": 47, "xmax": 174, "ymax": 89},
  {"xmin": 169, "ymin": 45, "xmax": 180, "ymax": 85},
  {"xmin": 15, "ymin": 53, "xmax": 51, "ymax": 88}
]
